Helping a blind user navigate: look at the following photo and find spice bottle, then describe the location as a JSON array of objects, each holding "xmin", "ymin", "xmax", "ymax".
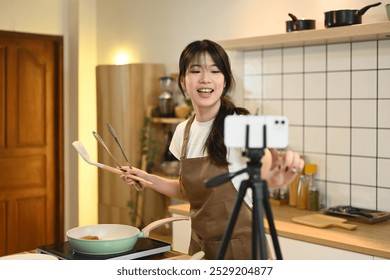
[
  {"xmin": 288, "ymin": 172, "xmax": 301, "ymax": 207},
  {"xmin": 306, "ymin": 164, "xmax": 319, "ymax": 211},
  {"xmin": 296, "ymin": 174, "xmax": 308, "ymax": 210}
]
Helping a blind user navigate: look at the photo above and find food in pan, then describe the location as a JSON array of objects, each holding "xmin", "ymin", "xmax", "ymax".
[{"xmin": 80, "ymin": 235, "xmax": 100, "ymax": 240}]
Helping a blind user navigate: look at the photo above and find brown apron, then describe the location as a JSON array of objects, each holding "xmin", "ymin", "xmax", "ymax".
[{"xmin": 179, "ymin": 116, "xmax": 255, "ymax": 260}]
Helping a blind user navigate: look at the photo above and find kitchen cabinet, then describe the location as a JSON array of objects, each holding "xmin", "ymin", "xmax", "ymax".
[
  {"xmin": 168, "ymin": 203, "xmax": 390, "ymax": 259},
  {"xmin": 266, "ymin": 235, "xmax": 373, "ymax": 260},
  {"xmin": 170, "ymin": 212, "xmax": 191, "ymax": 254},
  {"xmin": 96, "ymin": 63, "xmax": 168, "ymax": 228}
]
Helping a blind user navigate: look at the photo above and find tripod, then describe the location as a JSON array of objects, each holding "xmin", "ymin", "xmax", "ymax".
[{"xmin": 205, "ymin": 130, "xmax": 283, "ymax": 260}]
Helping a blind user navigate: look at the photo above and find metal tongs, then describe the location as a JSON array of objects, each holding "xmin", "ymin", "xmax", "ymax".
[{"xmin": 92, "ymin": 123, "xmax": 143, "ymax": 191}]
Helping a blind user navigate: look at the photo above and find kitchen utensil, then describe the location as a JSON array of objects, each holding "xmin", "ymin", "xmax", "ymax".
[
  {"xmin": 72, "ymin": 141, "xmax": 151, "ymax": 185},
  {"xmin": 292, "ymin": 214, "xmax": 357, "ymax": 230},
  {"xmin": 324, "ymin": 205, "xmax": 390, "ymax": 224},
  {"xmin": 92, "ymin": 131, "xmax": 144, "ymax": 190},
  {"xmin": 159, "ymin": 76, "xmax": 175, "ymax": 117},
  {"xmin": 92, "ymin": 131, "xmax": 125, "ymax": 170},
  {"xmin": 106, "ymin": 123, "xmax": 133, "ymax": 167},
  {"xmin": 66, "ymin": 216, "xmax": 189, "ymax": 255},
  {"xmin": 159, "ymin": 91, "xmax": 174, "ymax": 117},
  {"xmin": 286, "ymin": 13, "xmax": 316, "ymax": 32},
  {"xmin": 106, "ymin": 122, "xmax": 143, "ymax": 191},
  {"xmin": 324, "ymin": 2, "xmax": 382, "ymax": 28},
  {"xmin": 159, "ymin": 76, "xmax": 175, "ymax": 93}
]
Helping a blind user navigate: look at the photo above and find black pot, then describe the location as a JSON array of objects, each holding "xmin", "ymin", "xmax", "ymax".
[
  {"xmin": 324, "ymin": 2, "xmax": 381, "ymax": 28},
  {"xmin": 286, "ymin": 13, "xmax": 316, "ymax": 32}
]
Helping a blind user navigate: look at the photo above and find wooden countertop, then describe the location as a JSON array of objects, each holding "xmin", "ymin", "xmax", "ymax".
[{"xmin": 168, "ymin": 203, "xmax": 390, "ymax": 259}]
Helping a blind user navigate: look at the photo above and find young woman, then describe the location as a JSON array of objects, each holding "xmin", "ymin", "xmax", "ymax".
[{"xmin": 121, "ymin": 39, "xmax": 304, "ymax": 259}]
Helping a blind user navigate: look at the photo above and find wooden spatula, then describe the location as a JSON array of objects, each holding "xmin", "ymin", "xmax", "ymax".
[{"xmin": 292, "ymin": 214, "xmax": 357, "ymax": 230}]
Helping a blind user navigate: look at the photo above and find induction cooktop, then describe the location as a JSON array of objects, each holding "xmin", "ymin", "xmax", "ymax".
[{"xmin": 36, "ymin": 238, "xmax": 171, "ymax": 260}]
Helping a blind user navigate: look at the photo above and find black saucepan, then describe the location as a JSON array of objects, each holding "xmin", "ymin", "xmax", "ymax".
[
  {"xmin": 324, "ymin": 2, "xmax": 382, "ymax": 28},
  {"xmin": 286, "ymin": 13, "xmax": 316, "ymax": 32}
]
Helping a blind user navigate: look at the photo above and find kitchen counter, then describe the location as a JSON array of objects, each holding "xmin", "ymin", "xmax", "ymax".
[{"xmin": 168, "ymin": 203, "xmax": 390, "ymax": 259}]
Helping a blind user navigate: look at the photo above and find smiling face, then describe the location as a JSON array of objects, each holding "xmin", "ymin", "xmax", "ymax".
[{"xmin": 181, "ymin": 52, "xmax": 225, "ymax": 121}]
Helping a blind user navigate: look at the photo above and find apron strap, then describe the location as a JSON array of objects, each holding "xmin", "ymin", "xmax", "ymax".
[{"xmin": 180, "ymin": 114, "xmax": 196, "ymax": 159}]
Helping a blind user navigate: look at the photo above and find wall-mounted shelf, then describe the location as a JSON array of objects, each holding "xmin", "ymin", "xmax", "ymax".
[
  {"xmin": 218, "ymin": 22, "xmax": 390, "ymax": 51},
  {"xmin": 152, "ymin": 117, "xmax": 185, "ymax": 125}
]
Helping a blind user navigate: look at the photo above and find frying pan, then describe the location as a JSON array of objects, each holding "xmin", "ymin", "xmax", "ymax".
[
  {"xmin": 66, "ymin": 216, "xmax": 189, "ymax": 255},
  {"xmin": 324, "ymin": 2, "xmax": 382, "ymax": 28},
  {"xmin": 286, "ymin": 13, "xmax": 316, "ymax": 32}
]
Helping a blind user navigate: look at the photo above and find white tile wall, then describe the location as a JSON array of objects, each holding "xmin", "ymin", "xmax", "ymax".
[
  {"xmin": 242, "ymin": 39, "xmax": 390, "ymax": 212},
  {"xmin": 351, "ymin": 70, "xmax": 377, "ymax": 99},
  {"xmin": 327, "ymin": 72, "xmax": 351, "ymax": 99},
  {"xmin": 304, "ymin": 73, "xmax": 326, "ymax": 99},
  {"xmin": 327, "ymin": 43, "xmax": 351, "ymax": 71}
]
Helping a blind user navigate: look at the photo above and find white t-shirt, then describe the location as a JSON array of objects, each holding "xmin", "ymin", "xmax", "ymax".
[{"xmin": 169, "ymin": 118, "xmax": 252, "ymax": 207}]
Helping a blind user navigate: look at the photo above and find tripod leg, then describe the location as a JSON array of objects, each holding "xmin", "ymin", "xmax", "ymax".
[
  {"xmin": 252, "ymin": 181, "xmax": 268, "ymax": 259},
  {"xmin": 262, "ymin": 185, "xmax": 283, "ymax": 260},
  {"xmin": 215, "ymin": 181, "xmax": 248, "ymax": 260}
]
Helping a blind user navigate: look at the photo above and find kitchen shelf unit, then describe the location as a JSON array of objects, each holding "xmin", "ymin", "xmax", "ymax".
[
  {"xmin": 152, "ymin": 117, "xmax": 185, "ymax": 125},
  {"xmin": 218, "ymin": 21, "xmax": 390, "ymax": 50},
  {"xmin": 96, "ymin": 63, "xmax": 169, "ymax": 229},
  {"xmin": 149, "ymin": 116, "xmax": 185, "ymax": 178}
]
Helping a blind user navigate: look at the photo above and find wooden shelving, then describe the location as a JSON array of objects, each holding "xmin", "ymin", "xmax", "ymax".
[
  {"xmin": 218, "ymin": 22, "xmax": 390, "ymax": 51},
  {"xmin": 152, "ymin": 117, "xmax": 185, "ymax": 125}
]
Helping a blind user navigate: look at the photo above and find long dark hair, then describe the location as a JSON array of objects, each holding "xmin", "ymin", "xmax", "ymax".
[{"xmin": 178, "ymin": 39, "xmax": 249, "ymax": 166}]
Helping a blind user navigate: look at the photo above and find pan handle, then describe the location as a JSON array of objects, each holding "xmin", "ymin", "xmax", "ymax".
[
  {"xmin": 140, "ymin": 216, "xmax": 190, "ymax": 237},
  {"xmin": 357, "ymin": 2, "xmax": 381, "ymax": 16},
  {"xmin": 288, "ymin": 13, "xmax": 298, "ymax": 22}
]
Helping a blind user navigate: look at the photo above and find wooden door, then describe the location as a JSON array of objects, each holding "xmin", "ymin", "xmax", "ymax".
[{"xmin": 0, "ymin": 31, "xmax": 63, "ymax": 256}]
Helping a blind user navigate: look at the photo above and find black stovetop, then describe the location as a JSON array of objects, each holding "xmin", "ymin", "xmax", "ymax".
[{"xmin": 36, "ymin": 238, "xmax": 171, "ymax": 260}]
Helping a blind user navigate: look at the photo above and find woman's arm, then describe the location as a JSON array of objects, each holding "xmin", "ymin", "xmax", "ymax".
[{"xmin": 120, "ymin": 166, "xmax": 182, "ymax": 198}]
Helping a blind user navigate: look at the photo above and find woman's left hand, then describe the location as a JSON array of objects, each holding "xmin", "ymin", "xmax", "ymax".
[{"xmin": 264, "ymin": 148, "xmax": 304, "ymax": 188}]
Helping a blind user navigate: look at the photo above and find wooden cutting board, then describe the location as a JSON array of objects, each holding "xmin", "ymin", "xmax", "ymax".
[{"xmin": 292, "ymin": 214, "xmax": 358, "ymax": 230}]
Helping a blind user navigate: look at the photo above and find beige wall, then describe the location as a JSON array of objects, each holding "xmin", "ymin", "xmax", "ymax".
[{"xmin": 96, "ymin": 0, "xmax": 388, "ymax": 73}]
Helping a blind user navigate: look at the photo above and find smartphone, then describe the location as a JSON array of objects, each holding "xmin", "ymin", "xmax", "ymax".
[{"xmin": 224, "ymin": 115, "xmax": 289, "ymax": 149}]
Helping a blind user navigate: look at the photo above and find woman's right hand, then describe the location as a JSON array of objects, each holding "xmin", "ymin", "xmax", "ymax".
[{"xmin": 119, "ymin": 166, "xmax": 153, "ymax": 188}]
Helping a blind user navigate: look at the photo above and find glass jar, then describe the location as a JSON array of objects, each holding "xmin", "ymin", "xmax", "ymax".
[
  {"xmin": 296, "ymin": 174, "xmax": 308, "ymax": 210},
  {"xmin": 306, "ymin": 164, "xmax": 319, "ymax": 211},
  {"xmin": 288, "ymin": 173, "xmax": 301, "ymax": 207}
]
